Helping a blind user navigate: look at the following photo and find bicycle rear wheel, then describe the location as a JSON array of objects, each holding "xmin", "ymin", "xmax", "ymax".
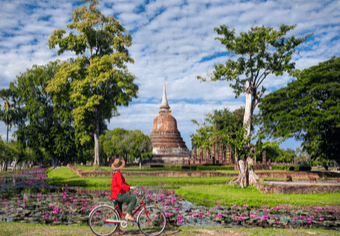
[
  {"xmin": 137, "ymin": 207, "xmax": 166, "ymax": 236},
  {"xmin": 88, "ymin": 205, "xmax": 119, "ymax": 236}
]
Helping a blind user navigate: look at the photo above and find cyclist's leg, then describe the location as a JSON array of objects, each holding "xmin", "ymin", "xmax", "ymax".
[
  {"xmin": 118, "ymin": 193, "xmax": 136, "ymax": 221},
  {"xmin": 125, "ymin": 194, "xmax": 137, "ymax": 214},
  {"xmin": 115, "ymin": 195, "xmax": 124, "ymax": 219}
]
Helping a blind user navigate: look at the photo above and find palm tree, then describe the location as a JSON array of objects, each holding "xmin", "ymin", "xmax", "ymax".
[
  {"xmin": 0, "ymin": 99, "xmax": 16, "ymax": 171},
  {"xmin": 0, "ymin": 99, "xmax": 14, "ymax": 143}
]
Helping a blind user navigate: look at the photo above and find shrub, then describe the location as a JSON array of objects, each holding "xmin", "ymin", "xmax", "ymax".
[
  {"xmin": 299, "ymin": 166, "xmax": 312, "ymax": 171},
  {"xmin": 150, "ymin": 164, "xmax": 164, "ymax": 168},
  {"xmin": 181, "ymin": 165, "xmax": 196, "ymax": 170},
  {"xmin": 163, "ymin": 164, "xmax": 182, "ymax": 169},
  {"xmin": 196, "ymin": 165, "xmax": 234, "ymax": 171},
  {"xmin": 271, "ymin": 165, "xmax": 299, "ymax": 171}
]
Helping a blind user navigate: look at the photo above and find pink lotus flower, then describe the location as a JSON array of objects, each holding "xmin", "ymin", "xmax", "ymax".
[{"xmin": 320, "ymin": 218, "xmax": 324, "ymax": 221}]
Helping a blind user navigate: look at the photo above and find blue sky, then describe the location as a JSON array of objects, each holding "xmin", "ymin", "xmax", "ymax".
[{"xmin": 0, "ymin": 0, "xmax": 339, "ymax": 153}]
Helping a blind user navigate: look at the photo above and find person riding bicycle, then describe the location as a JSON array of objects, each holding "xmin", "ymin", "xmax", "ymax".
[{"xmin": 110, "ymin": 158, "xmax": 137, "ymax": 225}]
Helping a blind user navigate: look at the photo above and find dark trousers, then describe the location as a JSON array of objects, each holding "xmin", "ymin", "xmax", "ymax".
[{"xmin": 115, "ymin": 193, "xmax": 137, "ymax": 217}]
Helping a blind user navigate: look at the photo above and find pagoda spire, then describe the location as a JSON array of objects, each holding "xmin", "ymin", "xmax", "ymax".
[{"xmin": 160, "ymin": 81, "xmax": 170, "ymax": 110}]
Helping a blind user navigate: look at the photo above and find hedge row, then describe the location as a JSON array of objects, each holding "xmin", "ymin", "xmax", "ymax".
[
  {"xmin": 150, "ymin": 164, "xmax": 235, "ymax": 171},
  {"xmin": 271, "ymin": 165, "xmax": 311, "ymax": 171}
]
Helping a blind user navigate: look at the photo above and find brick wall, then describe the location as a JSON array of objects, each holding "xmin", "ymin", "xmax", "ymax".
[{"xmin": 255, "ymin": 182, "xmax": 340, "ymax": 194}]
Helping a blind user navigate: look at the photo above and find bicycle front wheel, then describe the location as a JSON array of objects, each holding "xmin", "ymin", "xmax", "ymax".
[
  {"xmin": 88, "ymin": 205, "xmax": 119, "ymax": 236},
  {"xmin": 137, "ymin": 207, "xmax": 166, "ymax": 236}
]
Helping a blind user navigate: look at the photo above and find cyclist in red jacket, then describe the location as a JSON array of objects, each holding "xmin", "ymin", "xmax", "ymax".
[{"xmin": 110, "ymin": 158, "xmax": 137, "ymax": 224}]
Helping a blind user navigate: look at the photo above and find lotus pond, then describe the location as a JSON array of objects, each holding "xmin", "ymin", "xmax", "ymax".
[{"xmin": 0, "ymin": 168, "xmax": 340, "ymax": 232}]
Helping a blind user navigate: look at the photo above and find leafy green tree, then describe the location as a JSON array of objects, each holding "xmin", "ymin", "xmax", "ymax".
[
  {"xmin": 0, "ymin": 88, "xmax": 22, "ymax": 171},
  {"xmin": 0, "ymin": 98, "xmax": 16, "ymax": 143},
  {"xmin": 101, "ymin": 128, "xmax": 129, "ymax": 160},
  {"xmin": 46, "ymin": 0, "xmax": 138, "ymax": 166},
  {"xmin": 101, "ymin": 128, "xmax": 152, "ymax": 166},
  {"xmin": 191, "ymin": 107, "xmax": 247, "ymax": 155},
  {"xmin": 13, "ymin": 61, "xmax": 78, "ymax": 167},
  {"xmin": 294, "ymin": 147, "xmax": 311, "ymax": 165},
  {"xmin": 197, "ymin": 23, "xmax": 313, "ymax": 187},
  {"xmin": 255, "ymin": 56, "xmax": 340, "ymax": 165},
  {"xmin": 129, "ymin": 130, "xmax": 152, "ymax": 169}
]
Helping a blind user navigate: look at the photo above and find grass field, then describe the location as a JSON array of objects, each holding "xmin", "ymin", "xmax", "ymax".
[
  {"xmin": 175, "ymin": 184, "xmax": 340, "ymax": 208},
  {"xmin": 0, "ymin": 221, "xmax": 339, "ymax": 236},
  {"xmin": 46, "ymin": 167, "xmax": 235, "ymax": 187}
]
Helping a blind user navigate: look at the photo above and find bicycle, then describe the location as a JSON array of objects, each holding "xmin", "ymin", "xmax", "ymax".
[{"xmin": 88, "ymin": 188, "xmax": 167, "ymax": 236}]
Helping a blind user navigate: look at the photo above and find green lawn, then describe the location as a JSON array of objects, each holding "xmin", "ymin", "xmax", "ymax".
[
  {"xmin": 175, "ymin": 184, "xmax": 340, "ymax": 208},
  {"xmin": 46, "ymin": 167, "xmax": 234, "ymax": 187},
  {"xmin": 0, "ymin": 221, "xmax": 339, "ymax": 236}
]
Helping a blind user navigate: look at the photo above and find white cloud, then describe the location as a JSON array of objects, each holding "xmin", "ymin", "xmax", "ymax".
[{"xmin": 1, "ymin": 0, "xmax": 339, "ymax": 151}]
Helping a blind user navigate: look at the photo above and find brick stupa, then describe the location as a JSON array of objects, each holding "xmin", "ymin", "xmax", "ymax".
[{"xmin": 150, "ymin": 82, "xmax": 190, "ymax": 164}]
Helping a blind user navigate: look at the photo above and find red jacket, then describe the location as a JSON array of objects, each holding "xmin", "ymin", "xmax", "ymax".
[{"xmin": 110, "ymin": 171, "xmax": 130, "ymax": 199}]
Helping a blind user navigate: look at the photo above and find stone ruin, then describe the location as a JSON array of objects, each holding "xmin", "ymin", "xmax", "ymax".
[{"xmin": 149, "ymin": 82, "xmax": 191, "ymax": 164}]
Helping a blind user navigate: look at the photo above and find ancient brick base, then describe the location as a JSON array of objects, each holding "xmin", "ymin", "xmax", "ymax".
[{"xmin": 255, "ymin": 182, "xmax": 340, "ymax": 194}]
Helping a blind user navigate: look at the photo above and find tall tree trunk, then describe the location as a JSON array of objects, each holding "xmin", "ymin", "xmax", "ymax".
[
  {"xmin": 93, "ymin": 107, "xmax": 101, "ymax": 167},
  {"xmin": 243, "ymin": 81, "xmax": 254, "ymax": 139},
  {"xmin": 4, "ymin": 160, "xmax": 8, "ymax": 171},
  {"xmin": 6, "ymin": 124, "xmax": 9, "ymax": 143},
  {"xmin": 12, "ymin": 158, "xmax": 18, "ymax": 171},
  {"xmin": 230, "ymin": 81, "xmax": 264, "ymax": 188}
]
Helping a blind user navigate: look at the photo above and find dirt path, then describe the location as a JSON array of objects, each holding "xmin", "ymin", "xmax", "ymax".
[{"xmin": 1, "ymin": 222, "xmax": 339, "ymax": 236}]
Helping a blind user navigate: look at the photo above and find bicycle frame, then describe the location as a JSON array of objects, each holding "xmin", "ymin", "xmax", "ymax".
[{"xmin": 104, "ymin": 198, "xmax": 152, "ymax": 224}]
